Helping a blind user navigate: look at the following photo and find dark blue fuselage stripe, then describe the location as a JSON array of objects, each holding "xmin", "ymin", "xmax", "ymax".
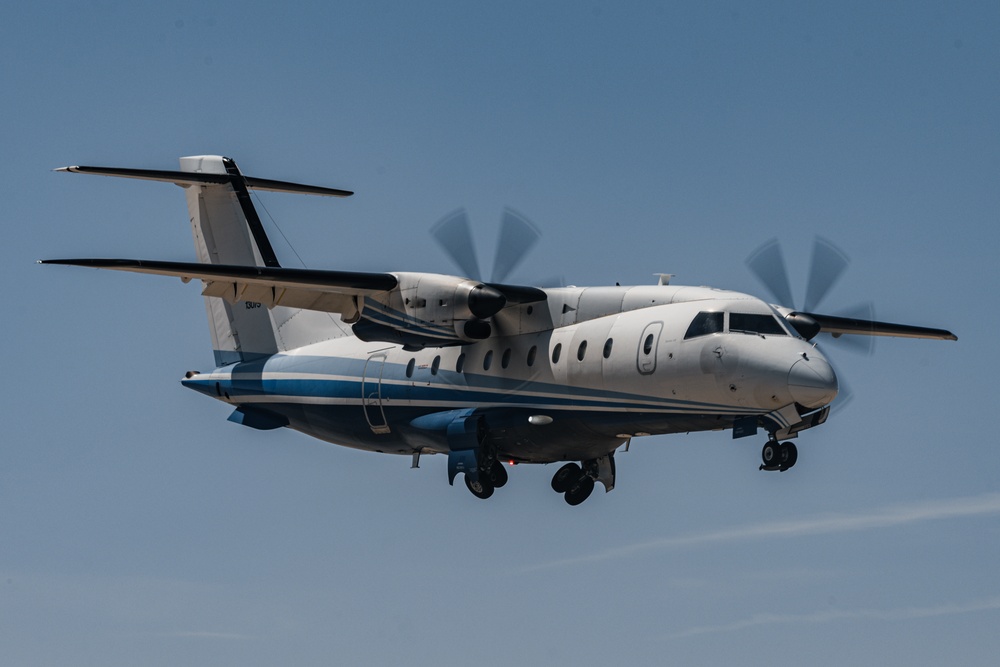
[{"xmin": 187, "ymin": 370, "xmax": 753, "ymax": 415}]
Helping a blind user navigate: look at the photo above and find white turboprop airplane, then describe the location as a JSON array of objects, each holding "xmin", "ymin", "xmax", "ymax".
[{"xmin": 42, "ymin": 156, "xmax": 957, "ymax": 505}]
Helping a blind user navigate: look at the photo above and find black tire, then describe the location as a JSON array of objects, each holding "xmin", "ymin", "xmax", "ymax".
[
  {"xmin": 780, "ymin": 442, "xmax": 798, "ymax": 469},
  {"xmin": 761, "ymin": 442, "xmax": 780, "ymax": 466},
  {"xmin": 465, "ymin": 473, "xmax": 495, "ymax": 499},
  {"xmin": 551, "ymin": 462, "xmax": 582, "ymax": 493},
  {"xmin": 565, "ymin": 476, "xmax": 595, "ymax": 506},
  {"xmin": 488, "ymin": 460, "xmax": 509, "ymax": 488}
]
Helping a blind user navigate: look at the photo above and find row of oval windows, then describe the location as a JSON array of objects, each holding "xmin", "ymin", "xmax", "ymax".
[{"xmin": 403, "ymin": 336, "xmax": 640, "ymax": 378}]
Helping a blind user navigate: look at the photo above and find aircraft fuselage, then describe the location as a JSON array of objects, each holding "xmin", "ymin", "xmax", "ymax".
[{"xmin": 183, "ymin": 286, "xmax": 836, "ymax": 463}]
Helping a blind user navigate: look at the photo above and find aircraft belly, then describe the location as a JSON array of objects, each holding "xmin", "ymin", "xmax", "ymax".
[
  {"xmin": 250, "ymin": 400, "xmax": 750, "ymax": 464},
  {"xmin": 462, "ymin": 408, "xmax": 746, "ymax": 463},
  {"xmin": 268, "ymin": 404, "xmax": 431, "ymax": 455}
]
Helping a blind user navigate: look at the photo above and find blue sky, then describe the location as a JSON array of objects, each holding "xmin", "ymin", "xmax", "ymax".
[{"xmin": 2, "ymin": 2, "xmax": 997, "ymax": 665}]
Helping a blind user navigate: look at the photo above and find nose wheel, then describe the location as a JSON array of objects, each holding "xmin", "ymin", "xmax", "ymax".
[{"xmin": 760, "ymin": 440, "xmax": 798, "ymax": 472}]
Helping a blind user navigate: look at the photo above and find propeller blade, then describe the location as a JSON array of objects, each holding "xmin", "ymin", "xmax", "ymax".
[
  {"xmin": 830, "ymin": 361, "xmax": 854, "ymax": 414},
  {"xmin": 431, "ymin": 208, "xmax": 482, "ymax": 281},
  {"xmin": 806, "ymin": 344, "xmax": 853, "ymax": 414},
  {"xmin": 822, "ymin": 302, "xmax": 876, "ymax": 355},
  {"xmin": 804, "ymin": 237, "xmax": 850, "ymax": 312},
  {"xmin": 491, "ymin": 207, "xmax": 541, "ymax": 283},
  {"xmin": 746, "ymin": 239, "xmax": 796, "ymax": 308},
  {"xmin": 534, "ymin": 274, "xmax": 565, "ymax": 288}
]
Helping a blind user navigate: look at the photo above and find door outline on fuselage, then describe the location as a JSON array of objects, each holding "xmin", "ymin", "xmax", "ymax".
[
  {"xmin": 637, "ymin": 321, "xmax": 663, "ymax": 375},
  {"xmin": 362, "ymin": 353, "xmax": 391, "ymax": 434}
]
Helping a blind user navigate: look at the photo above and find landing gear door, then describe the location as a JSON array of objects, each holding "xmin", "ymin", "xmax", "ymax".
[
  {"xmin": 636, "ymin": 321, "xmax": 663, "ymax": 375},
  {"xmin": 362, "ymin": 353, "xmax": 391, "ymax": 434}
]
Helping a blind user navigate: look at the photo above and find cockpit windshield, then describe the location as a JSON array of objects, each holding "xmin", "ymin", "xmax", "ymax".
[
  {"xmin": 729, "ymin": 312, "xmax": 788, "ymax": 336},
  {"xmin": 683, "ymin": 311, "xmax": 789, "ymax": 339},
  {"xmin": 684, "ymin": 311, "xmax": 724, "ymax": 339}
]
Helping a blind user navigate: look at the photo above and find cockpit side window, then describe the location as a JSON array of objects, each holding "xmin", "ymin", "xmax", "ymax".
[
  {"xmin": 729, "ymin": 313, "xmax": 787, "ymax": 336},
  {"xmin": 684, "ymin": 311, "xmax": 724, "ymax": 339}
]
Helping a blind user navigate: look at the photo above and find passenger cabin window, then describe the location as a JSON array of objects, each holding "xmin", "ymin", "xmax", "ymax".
[
  {"xmin": 684, "ymin": 311, "xmax": 724, "ymax": 339},
  {"xmin": 603, "ymin": 338, "xmax": 614, "ymax": 359},
  {"xmin": 405, "ymin": 358, "xmax": 415, "ymax": 378},
  {"xmin": 729, "ymin": 313, "xmax": 787, "ymax": 336},
  {"xmin": 501, "ymin": 348, "xmax": 511, "ymax": 369},
  {"xmin": 431, "ymin": 355, "xmax": 441, "ymax": 375},
  {"xmin": 483, "ymin": 350, "xmax": 493, "ymax": 371},
  {"xmin": 527, "ymin": 345, "xmax": 537, "ymax": 367},
  {"xmin": 552, "ymin": 343, "xmax": 562, "ymax": 364},
  {"xmin": 456, "ymin": 353, "xmax": 465, "ymax": 373},
  {"xmin": 577, "ymin": 341, "xmax": 587, "ymax": 361}
]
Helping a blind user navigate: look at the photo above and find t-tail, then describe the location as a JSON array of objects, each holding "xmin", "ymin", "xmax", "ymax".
[{"xmin": 54, "ymin": 156, "xmax": 355, "ymax": 365}]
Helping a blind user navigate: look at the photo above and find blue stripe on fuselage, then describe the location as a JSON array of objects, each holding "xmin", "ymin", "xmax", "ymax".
[{"xmin": 182, "ymin": 353, "xmax": 755, "ymax": 416}]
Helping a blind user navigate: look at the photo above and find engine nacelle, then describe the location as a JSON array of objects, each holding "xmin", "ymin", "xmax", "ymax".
[{"xmin": 352, "ymin": 272, "xmax": 507, "ymax": 347}]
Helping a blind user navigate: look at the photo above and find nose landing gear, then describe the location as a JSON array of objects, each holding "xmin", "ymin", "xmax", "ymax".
[{"xmin": 760, "ymin": 440, "xmax": 798, "ymax": 472}]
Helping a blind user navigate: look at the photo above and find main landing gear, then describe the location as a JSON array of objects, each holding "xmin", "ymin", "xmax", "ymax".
[
  {"xmin": 455, "ymin": 432, "xmax": 616, "ymax": 506},
  {"xmin": 550, "ymin": 454, "xmax": 615, "ymax": 506},
  {"xmin": 759, "ymin": 439, "xmax": 798, "ymax": 472},
  {"xmin": 551, "ymin": 462, "xmax": 595, "ymax": 506},
  {"xmin": 464, "ymin": 459, "xmax": 508, "ymax": 499}
]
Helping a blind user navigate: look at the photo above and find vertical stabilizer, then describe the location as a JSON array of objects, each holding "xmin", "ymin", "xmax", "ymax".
[
  {"xmin": 52, "ymin": 155, "xmax": 355, "ymax": 364},
  {"xmin": 180, "ymin": 156, "xmax": 283, "ymax": 364}
]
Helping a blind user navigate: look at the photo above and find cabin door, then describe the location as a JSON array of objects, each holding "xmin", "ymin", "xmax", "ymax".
[{"xmin": 362, "ymin": 353, "xmax": 391, "ymax": 434}]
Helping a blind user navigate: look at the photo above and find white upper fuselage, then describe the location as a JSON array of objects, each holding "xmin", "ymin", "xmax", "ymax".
[{"xmin": 183, "ymin": 282, "xmax": 838, "ymax": 462}]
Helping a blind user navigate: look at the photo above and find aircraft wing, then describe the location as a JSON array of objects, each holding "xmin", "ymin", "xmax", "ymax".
[
  {"xmin": 40, "ymin": 258, "xmax": 398, "ymax": 315},
  {"xmin": 40, "ymin": 258, "xmax": 546, "ymax": 327},
  {"xmin": 784, "ymin": 310, "xmax": 957, "ymax": 341}
]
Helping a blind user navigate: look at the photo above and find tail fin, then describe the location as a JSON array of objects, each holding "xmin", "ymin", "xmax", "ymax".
[
  {"xmin": 177, "ymin": 155, "xmax": 355, "ymax": 364},
  {"xmin": 57, "ymin": 155, "xmax": 356, "ymax": 364},
  {"xmin": 179, "ymin": 156, "xmax": 279, "ymax": 364}
]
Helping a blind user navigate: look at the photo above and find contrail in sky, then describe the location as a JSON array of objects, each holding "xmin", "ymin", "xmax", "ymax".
[
  {"xmin": 521, "ymin": 491, "xmax": 1000, "ymax": 572},
  {"xmin": 664, "ymin": 596, "xmax": 1000, "ymax": 640}
]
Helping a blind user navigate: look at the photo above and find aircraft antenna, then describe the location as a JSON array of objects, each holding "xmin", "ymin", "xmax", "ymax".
[{"xmin": 251, "ymin": 189, "xmax": 309, "ymax": 269}]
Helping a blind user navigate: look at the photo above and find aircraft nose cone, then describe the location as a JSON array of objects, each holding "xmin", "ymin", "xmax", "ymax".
[{"xmin": 787, "ymin": 356, "xmax": 838, "ymax": 408}]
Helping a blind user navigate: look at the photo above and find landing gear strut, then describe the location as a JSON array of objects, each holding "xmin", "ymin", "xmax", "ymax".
[{"xmin": 760, "ymin": 440, "xmax": 798, "ymax": 472}]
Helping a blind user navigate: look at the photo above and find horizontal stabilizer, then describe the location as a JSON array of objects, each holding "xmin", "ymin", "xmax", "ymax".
[{"xmin": 56, "ymin": 164, "xmax": 353, "ymax": 197}]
